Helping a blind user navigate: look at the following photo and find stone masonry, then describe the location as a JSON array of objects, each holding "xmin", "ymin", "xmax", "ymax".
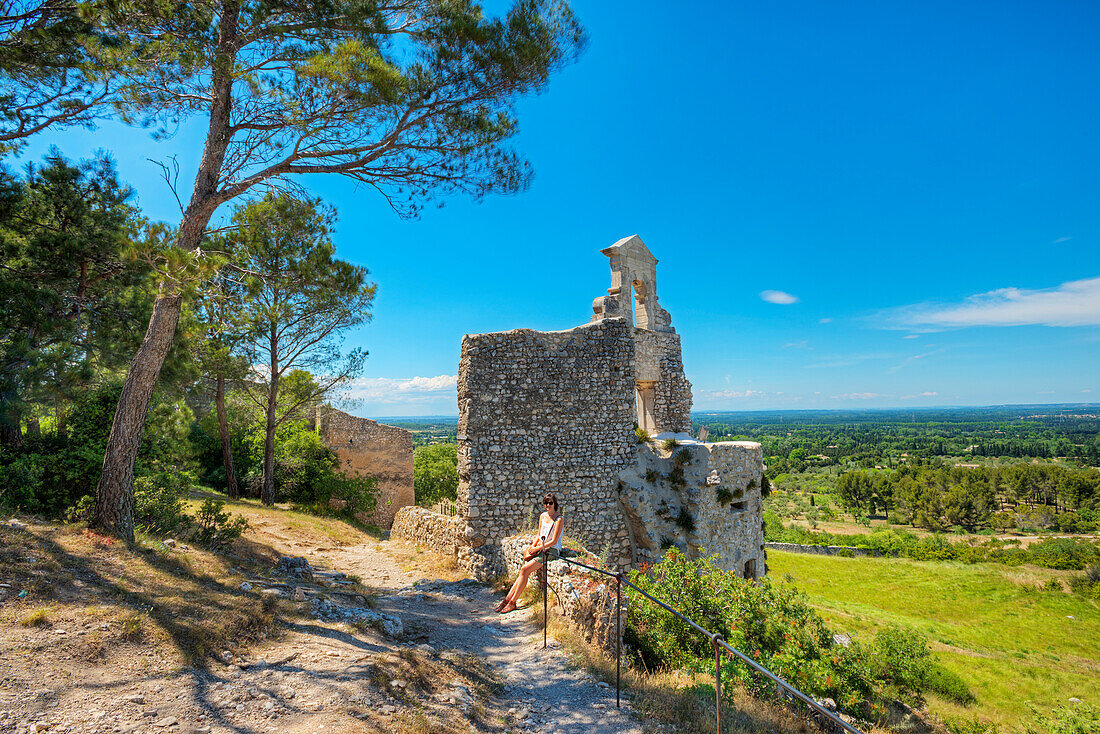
[
  {"xmin": 396, "ymin": 235, "xmax": 765, "ymax": 581},
  {"xmin": 316, "ymin": 407, "xmax": 414, "ymax": 528}
]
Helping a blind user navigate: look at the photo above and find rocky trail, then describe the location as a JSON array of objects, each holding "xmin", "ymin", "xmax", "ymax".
[{"xmin": 0, "ymin": 515, "xmax": 645, "ymax": 734}]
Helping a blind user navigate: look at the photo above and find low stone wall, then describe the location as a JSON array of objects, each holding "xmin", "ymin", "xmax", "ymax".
[
  {"xmin": 501, "ymin": 534, "xmax": 625, "ymax": 652},
  {"xmin": 765, "ymin": 542, "xmax": 882, "ymax": 557},
  {"xmin": 390, "ymin": 506, "xmax": 461, "ymax": 557}
]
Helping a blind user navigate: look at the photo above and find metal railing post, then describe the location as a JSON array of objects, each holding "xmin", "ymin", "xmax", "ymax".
[
  {"xmin": 711, "ymin": 634, "xmax": 722, "ymax": 733},
  {"xmin": 542, "ymin": 548, "xmax": 548, "ymax": 650},
  {"xmin": 616, "ymin": 571, "xmax": 622, "ymax": 709}
]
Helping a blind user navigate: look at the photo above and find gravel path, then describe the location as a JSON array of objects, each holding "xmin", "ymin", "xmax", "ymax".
[{"xmin": 336, "ymin": 541, "xmax": 644, "ymax": 734}]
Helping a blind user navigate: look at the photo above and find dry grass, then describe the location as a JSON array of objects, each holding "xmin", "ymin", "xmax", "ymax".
[
  {"xmin": 0, "ymin": 518, "xmax": 285, "ymax": 667},
  {"xmin": 19, "ymin": 608, "xmax": 50, "ymax": 627},
  {"xmin": 531, "ymin": 607, "xmax": 849, "ymax": 734},
  {"xmin": 385, "ymin": 540, "xmax": 467, "ymax": 581},
  {"xmin": 351, "ymin": 648, "xmax": 504, "ymax": 733}
]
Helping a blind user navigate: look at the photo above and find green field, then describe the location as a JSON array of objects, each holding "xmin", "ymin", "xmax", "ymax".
[{"xmin": 768, "ymin": 550, "xmax": 1100, "ymax": 729}]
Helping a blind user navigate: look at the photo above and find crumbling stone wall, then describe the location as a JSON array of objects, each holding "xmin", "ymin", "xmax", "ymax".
[
  {"xmin": 316, "ymin": 407, "xmax": 414, "ymax": 528},
  {"xmin": 455, "ymin": 319, "xmax": 638, "ymax": 579},
  {"xmin": 617, "ymin": 440, "xmax": 765, "ymax": 577},
  {"xmin": 633, "ymin": 328, "xmax": 693, "ymax": 434}
]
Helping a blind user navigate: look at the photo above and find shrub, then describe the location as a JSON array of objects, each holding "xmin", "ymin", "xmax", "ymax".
[
  {"xmin": 635, "ymin": 427, "xmax": 652, "ymax": 444},
  {"xmin": 672, "ymin": 448, "xmax": 692, "ymax": 467},
  {"xmin": 674, "ymin": 506, "xmax": 695, "ymax": 532},
  {"xmin": 133, "ymin": 471, "xmax": 193, "ymax": 535},
  {"xmin": 837, "ymin": 547, "xmax": 855, "ymax": 558},
  {"xmin": 715, "ymin": 487, "xmax": 733, "ymax": 504},
  {"xmin": 65, "ymin": 495, "xmax": 95, "ymax": 523},
  {"xmin": 661, "ymin": 437, "xmax": 680, "ymax": 451},
  {"xmin": 627, "ymin": 550, "xmax": 969, "ymax": 718},
  {"xmin": 194, "ymin": 499, "xmax": 249, "ymax": 547},
  {"xmin": 644, "ymin": 468, "xmax": 659, "ymax": 483},
  {"xmin": 1028, "ymin": 537, "xmax": 1100, "ymax": 571}
]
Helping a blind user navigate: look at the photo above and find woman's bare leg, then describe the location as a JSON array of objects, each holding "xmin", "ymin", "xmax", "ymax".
[{"xmin": 503, "ymin": 558, "xmax": 542, "ymax": 607}]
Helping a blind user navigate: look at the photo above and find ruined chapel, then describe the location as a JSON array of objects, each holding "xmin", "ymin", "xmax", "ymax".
[{"xmin": 419, "ymin": 234, "xmax": 766, "ymax": 579}]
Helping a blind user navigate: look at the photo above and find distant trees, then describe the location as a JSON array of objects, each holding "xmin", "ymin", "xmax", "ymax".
[
  {"xmin": 413, "ymin": 443, "xmax": 458, "ymax": 505},
  {"xmin": 834, "ymin": 464, "xmax": 1099, "ymax": 532}
]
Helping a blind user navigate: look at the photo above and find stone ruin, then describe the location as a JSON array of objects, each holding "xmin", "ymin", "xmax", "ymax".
[
  {"xmin": 393, "ymin": 235, "xmax": 765, "ymax": 582},
  {"xmin": 316, "ymin": 406, "xmax": 414, "ymax": 528}
]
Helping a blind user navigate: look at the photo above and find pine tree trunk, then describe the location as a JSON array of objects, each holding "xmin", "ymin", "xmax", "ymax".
[
  {"xmin": 0, "ymin": 390, "xmax": 23, "ymax": 447},
  {"xmin": 92, "ymin": 290, "xmax": 183, "ymax": 541},
  {"xmin": 26, "ymin": 413, "xmax": 40, "ymax": 437},
  {"xmin": 261, "ymin": 328, "xmax": 280, "ymax": 505},
  {"xmin": 216, "ymin": 375, "xmax": 239, "ymax": 498}
]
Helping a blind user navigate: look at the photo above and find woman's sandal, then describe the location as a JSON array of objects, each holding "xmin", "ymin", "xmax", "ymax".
[
  {"xmin": 493, "ymin": 598, "xmax": 509, "ymax": 613},
  {"xmin": 498, "ymin": 601, "xmax": 518, "ymax": 614}
]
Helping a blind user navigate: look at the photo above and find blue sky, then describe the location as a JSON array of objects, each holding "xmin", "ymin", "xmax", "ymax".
[{"xmin": 16, "ymin": 0, "xmax": 1100, "ymax": 416}]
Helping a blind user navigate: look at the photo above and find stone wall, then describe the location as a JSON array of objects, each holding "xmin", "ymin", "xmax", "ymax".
[
  {"xmin": 316, "ymin": 407, "xmax": 414, "ymax": 528},
  {"xmin": 455, "ymin": 319, "xmax": 638, "ymax": 579},
  {"xmin": 765, "ymin": 542, "xmax": 882, "ymax": 557},
  {"xmin": 617, "ymin": 440, "xmax": 765, "ymax": 577},
  {"xmin": 391, "ymin": 506, "xmax": 461, "ymax": 556}
]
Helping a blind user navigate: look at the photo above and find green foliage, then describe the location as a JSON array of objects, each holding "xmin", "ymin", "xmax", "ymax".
[
  {"xmin": 715, "ymin": 486, "xmax": 734, "ymax": 504},
  {"xmin": 661, "ymin": 437, "xmax": 680, "ymax": 451},
  {"xmin": 764, "ymin": 513, "xmax": 1100, "ymax": 570},
  {"xmin": 674, "ymin": 505, "xmax": 695, "ymax": 532},
  {"xmin": 1024, "ymin": 701, "xmax": 1100, "ymax": 734},
  {"xmin": 672, "ymin": 448, "xmax": 692, "ymax": 467},
  {"xmin": 872, "ymin": 626, "xmax": 973, "ymax": 704},
  {"xmin": 946, "ymin": 716, "xmax": 1000, "ymax": 734},
  {"xmin": 634, "ymin": 427, "xmax": 652, "ymax": 444},
  {"xmin": 194, "ymin": 499, "xmax": 249, "ymax": 547},
  {"xmin": 628, "ymin": 550, "xmax": 972, "ymax": 719},
  {"xmin": 414, "ymin": 442, "xmax": 458, "ymax": 505},
  {"xmin": 133, "ymin": 471, "xmax": 193, "ymax": 535},
  {"xmin": 1068, "ymin": 563, "xmax": 1100, "ymax": 599}
]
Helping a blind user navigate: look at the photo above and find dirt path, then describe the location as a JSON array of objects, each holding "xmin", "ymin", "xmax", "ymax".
[
  {"xmin": 303, "ymin": 539, "xmax": 644, "ymax": 734},
  {"xmin": 1, "ymin": 517, "xmax": 644, "ymax": 734}
]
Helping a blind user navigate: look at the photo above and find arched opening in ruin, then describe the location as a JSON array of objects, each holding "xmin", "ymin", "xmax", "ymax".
[
  {"xmin": 633, "ymin": 278, "xmax": 652, "ymax": 330},
  {"xmin": 636, "ymin": 380, "xmax": 657, "ymax": 434}
]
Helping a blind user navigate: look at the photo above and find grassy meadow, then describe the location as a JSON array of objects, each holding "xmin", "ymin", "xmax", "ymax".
[{"xmin": 768, "ymin": 550, "xmax": 1100, "ymax": 729}]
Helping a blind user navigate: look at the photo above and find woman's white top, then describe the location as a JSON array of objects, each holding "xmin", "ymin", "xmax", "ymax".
[{"xmin": 538, "ymin": 514, "xmax": 563, "ymax": 551}]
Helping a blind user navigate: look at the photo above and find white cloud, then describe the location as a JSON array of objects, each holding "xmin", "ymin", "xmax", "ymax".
[
  {"xmin": 1082, "ymin": 389, "xmax": 1093, "ymax": 393},
  {"xmin": 903, "ymin": 334, "xmax": 920, "ymax": 339},
  {"xmin": 901, "ymin": 391, "xmax": 938, "ymax": 400},
  {"xmin": 783, "ymin": 340, "xmax": 811, "ymax": 350},
  {"xmin": 1053, "ymin": 236, "xmax": 1072, "ymax": 244},
  {"xmin": 831, "ymin": 392, "xmax": 883, "ymax": 400},
  {"xmin": 344, "ymin": 374, "xmax": 458, "ymax": 405},
  {"xmin": 819, "ymin": 317, "xmax": 832, "ymax": 324},
  {"xmin": 889, "ymin": 276, "xmax": 1100, "ymax": 329},
  {"xmin": 703, "ymin": 389, "xmax": 765, "ymax": 400},
  {"xmin": 760, "ymin": 290, "xmax": 799, "ymax": 305}
]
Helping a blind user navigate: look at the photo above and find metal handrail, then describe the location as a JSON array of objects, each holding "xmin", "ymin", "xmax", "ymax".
[{"xmin": 539, "ymin": 549, "xmax": 865, "ymax": 734}]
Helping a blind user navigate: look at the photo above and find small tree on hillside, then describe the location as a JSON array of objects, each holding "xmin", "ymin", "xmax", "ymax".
[{"xmin": 229, "ymin": 194, "xmax": 374, "ymax": 506}]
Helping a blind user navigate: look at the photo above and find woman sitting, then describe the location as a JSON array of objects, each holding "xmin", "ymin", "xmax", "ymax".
[{"xmin": 494, "ymin": 493, "xmax": 564, "ymax": 614}]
